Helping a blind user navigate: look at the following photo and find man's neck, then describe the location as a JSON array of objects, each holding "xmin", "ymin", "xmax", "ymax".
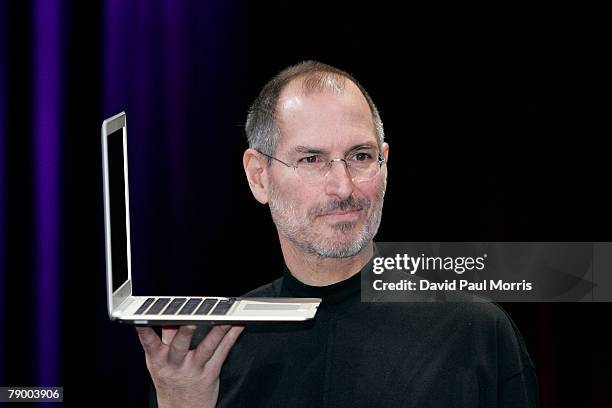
[{"xmin": 278, "ymin": 235, "xmax": 374, "ymax": 286}]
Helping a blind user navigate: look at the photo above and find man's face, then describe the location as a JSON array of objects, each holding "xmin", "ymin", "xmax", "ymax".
[{"xmin": 267, "ymin": 79, "xmax": 388, "ymax": 258}]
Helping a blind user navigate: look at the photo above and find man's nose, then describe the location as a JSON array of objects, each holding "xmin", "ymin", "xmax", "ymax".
[{"xmin": 323, "ymin": 160, "xmax": 354, "ymax": 198}]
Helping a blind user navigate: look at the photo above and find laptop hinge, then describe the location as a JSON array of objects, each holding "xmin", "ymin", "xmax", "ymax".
[{"xmin": 115, "ymin": 296, "xmax": 138, "ymax": 317}]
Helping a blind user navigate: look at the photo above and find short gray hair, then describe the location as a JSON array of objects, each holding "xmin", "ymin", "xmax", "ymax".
[{"xmin": 245, "ymin": 60, "xmax": 385, "ymax": 163}]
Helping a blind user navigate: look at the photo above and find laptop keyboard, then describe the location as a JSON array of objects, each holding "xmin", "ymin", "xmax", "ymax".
[
  {"xmin": 178, "ymin": 298, "xmax": 203, "ymax": 315},
  {"xmin": 135, "ymin": 298, "xmax": 155, "ymax": 314},
  {"xmin": 147, "ymin": 298, "xmax": 171, "ymax": 314},
  {"xmin": 194, "ymin": 298, "xmax": 218, "ymax": 315},
  {"xmin": 211, "ymin": 299, "xmax": 235, "ymax": 315},
  {"xmin": 162, "ymin": 298, "xmax": 187, "ymax": 315},
  {"xmin": 134, "ymin": 297, "xmax": 236, "ymax": 316}
]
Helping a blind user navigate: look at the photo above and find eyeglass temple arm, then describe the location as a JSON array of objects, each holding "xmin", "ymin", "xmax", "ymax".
[{"xmin": 255, "ymin": 150, "xmax": 295, "ymax": 169}]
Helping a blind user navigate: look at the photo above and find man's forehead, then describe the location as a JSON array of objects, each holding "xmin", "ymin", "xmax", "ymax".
[
  {"xmin": 276, "ymin": 78, "xmax": 376, "ymax": 150},
  {"xmin": 278, "ymin": 76, "xmax": 367, "ymax": 111},
  {"xmin": 277, "ymin": 93, "xmax": 372, "ymax": 127}
]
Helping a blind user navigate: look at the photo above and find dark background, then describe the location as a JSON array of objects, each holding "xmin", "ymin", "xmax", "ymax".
[{"xmin": 1, "ymin": 1, "xmax": 610, "ymax": 406}]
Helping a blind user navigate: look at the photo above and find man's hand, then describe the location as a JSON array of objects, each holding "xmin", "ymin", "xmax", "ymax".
[{"xmin": 136, "ymin": 324, "xmax": 245, "ymax": 408}]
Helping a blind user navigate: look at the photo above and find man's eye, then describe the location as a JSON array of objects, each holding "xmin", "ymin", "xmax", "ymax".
[
  {"xmin": 298, "ymin": 155, "xmax": 321, "ymax": 164},
  {"xmin": 353, "ymin": 152, "xmax": 373, "ymax": 161}
]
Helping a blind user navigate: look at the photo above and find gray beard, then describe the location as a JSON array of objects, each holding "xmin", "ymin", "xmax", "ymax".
[{"xmin": 268, "ymin": 180, "xmax": 385, "ymax": 259}]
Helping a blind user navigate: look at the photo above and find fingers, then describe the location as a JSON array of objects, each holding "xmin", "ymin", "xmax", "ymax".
[
  {"xmin": 193, "ymin": 325, "xmax": 233, "ymax": 366},
  {"xmin": 135, "ymin": 326, "xmax": 162, "ymax": 356},
  {"xmin": 138, "ymin": 324, "xmax": 244, "ymax": 376},
  {"xmin": 166, "ymin": 325, "xmax": 198, "ymax": 367},
  {"xmin": 202, "ymin": 326, "xmax": 245, "ymax": 375},
  {"xmin": 162, "ymin": 326, "xmax": 179, "ymax": 345}
]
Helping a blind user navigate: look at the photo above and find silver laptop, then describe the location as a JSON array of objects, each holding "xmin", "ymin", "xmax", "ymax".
[{"xmin": 102, "ymin": 112, "xmax": 321, "ymax": 325}]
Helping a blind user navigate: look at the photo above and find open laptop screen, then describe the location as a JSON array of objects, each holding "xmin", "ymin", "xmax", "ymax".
[{"xmin": 107, "ymin": 128, "xmax": 129, "ymax": 292}]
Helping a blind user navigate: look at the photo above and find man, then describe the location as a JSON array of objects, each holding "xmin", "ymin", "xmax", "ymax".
[{"xmin": 137, "ymin": 60, "xmax": 539, "ymax": 407}]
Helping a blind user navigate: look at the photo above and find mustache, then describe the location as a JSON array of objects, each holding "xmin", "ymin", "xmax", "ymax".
[{"xmin": 310, "ymin": 196, "xmax": 370, "ymax": 217}]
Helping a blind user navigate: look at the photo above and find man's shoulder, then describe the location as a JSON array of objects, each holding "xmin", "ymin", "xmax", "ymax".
[
  {"xmin": 240, "ymin": 276, "xmax": 284, "ymax": 297},
  {"xmin": 439, "ymin": 298, "xmax": 537, "ymax": 372},
  {"xmin": 443, "ymin": 292, "xmax": 512, "ymax": 323},
  {"xmin": 434, "ymin": 293, "xmax": 524, "ymax": 332},
  {"xmin": 382, "ymin": 291, "xmax": 523, "ymax": 337}
]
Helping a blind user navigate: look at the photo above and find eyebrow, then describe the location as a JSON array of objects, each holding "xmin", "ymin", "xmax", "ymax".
[
  {"xmin": 293, "ymin": 142, "xmax": 376, "ymax": 155},
  {"xmin": 294, "ymin": 145, "xmax": 325, "ymax": 155}
]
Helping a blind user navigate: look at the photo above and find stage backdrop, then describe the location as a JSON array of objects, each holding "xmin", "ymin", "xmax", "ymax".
[{"xmin": 0, "ymin": 1, "xmax": 610, "ymax": 406}]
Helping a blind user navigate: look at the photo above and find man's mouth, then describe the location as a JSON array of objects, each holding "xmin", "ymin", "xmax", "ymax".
[{"xmin": 318, "ymin": 208, "xmax": 363, "ymax": 222}]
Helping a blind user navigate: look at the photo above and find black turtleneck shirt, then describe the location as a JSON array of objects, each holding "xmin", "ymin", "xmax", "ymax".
[{"xmin": 149, "ymin": 253, "xmax": 539, "ymax": 407}]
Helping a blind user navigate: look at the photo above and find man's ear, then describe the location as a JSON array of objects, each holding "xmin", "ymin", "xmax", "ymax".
[
  {"xmin": 243, "ymin": 148, "xmax": 270, "ymax": 204},
  {"xmin": 381, "ymin": 142, "xmax": 389, "ymax": 162}
]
